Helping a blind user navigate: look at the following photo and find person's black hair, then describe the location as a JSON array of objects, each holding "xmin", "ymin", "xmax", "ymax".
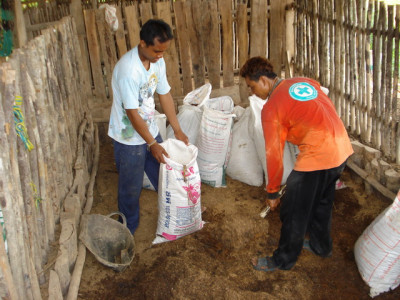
[
  {"xmin": 140, "ymin": 19, "xmax": 173, "ymax": 46},
  {"xmin": 240, "ymin": 56, "xmax": 277, "ymax": 81}
]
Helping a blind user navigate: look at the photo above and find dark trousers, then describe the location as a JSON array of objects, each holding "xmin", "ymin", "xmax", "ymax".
[
  {"xmin": 272, "ymin": 161, "xmax": 347, "ymax": 270},
  {"xmin": 113, "ymin": 134, "xmax": 163, "ymax": 234}
]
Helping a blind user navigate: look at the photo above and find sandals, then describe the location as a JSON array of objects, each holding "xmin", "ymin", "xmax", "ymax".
[{"xmin": 251, "ymin": 256, "xmax": 278, "ymax": 272}]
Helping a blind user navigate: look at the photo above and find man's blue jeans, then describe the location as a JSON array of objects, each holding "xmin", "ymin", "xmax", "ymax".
[{"xmin": 113, "ymin": 134, "xmax": 163, "ymax": 234}]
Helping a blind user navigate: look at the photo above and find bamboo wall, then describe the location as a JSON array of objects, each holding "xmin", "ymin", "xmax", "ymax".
[
  {"xmin": 294, "ymin": 0, "xmax": 400, "ymax": 164},
  {"xmin": 0, "ymin": 16, "xmax": 97, "ymax": 299}
]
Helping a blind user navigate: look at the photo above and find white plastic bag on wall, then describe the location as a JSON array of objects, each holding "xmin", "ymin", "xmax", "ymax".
[
  {"xmin": 99, "ymin": 4, "xmax": 119, "ymax": 31},
  {"xmin": 354, "ymin": 190, "xmax": 400, "ymax": 298},
  {"xmin": 196, "ymin": 96, "xmax": 235, "ymax": 187},
  {"xmin": 153, "ymin": 139, "xmax": 204, "ymax": 244},
  {"xmin": 248, "ymin": 95, "xmax": 297, "ymax": 185},
  {"xmin": 166, "ymin": 84, "xmax": 212, "ymax": 144},
  {"xmin": 226, "ymin": 107, "xmax": 263, "ymax": 186}
]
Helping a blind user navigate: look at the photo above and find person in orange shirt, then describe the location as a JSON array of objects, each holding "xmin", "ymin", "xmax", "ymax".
[{"xmin": 240, "ymin": 57, "xmax": 353, "ymax": 272}]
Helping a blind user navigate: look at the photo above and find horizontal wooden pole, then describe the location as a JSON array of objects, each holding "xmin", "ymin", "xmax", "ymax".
[{"xmin": 346, "ymin": 161, "xmax": 396, "ymax": 201}]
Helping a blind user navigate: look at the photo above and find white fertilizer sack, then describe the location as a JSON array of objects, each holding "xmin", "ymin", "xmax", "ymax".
[
  {"xmin": 196, "ymin": 96, "xmax": 235, "ymax": 187},
  {"xmin": 166, "ymin": 105, "xmax": 203, "ymax": 145},
  {"xmin": 226, "ymin": 107, "xmax": 263, "ymax": 186},
  {"xmin": 166, "ymin": 84, "xmax": 211, "ymax": 145},
  {"xmin": 354, "ymin": 190, "xmax": 400, "ymax": 297},
  {"xmin": 183, "ymin": 83, "xmax": 212, "ymax": 106},
  {"xmin": 153, "ymin": 139, "xmax": 204, "ymax": 244}
]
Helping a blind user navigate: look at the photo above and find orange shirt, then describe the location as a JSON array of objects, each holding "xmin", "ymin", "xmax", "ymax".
[{"xmin": 261, "ymin": 77, "xmax": 353, "ymax": 194}]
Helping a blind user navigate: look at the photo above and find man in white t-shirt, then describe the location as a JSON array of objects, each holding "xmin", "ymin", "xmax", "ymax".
[{"xmin": 108, "ymin": 19, "xmax": 188, "ymax": 234}]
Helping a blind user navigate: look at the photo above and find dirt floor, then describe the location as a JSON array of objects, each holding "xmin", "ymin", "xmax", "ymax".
[{"xmin": 77, "ymin": 128, "xmax": 400, "ymax": 300}]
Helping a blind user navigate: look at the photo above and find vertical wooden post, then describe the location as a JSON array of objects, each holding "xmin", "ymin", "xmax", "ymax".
[
  {"xmin": 70, "ymin": 0, "xmax": 85, "ymax": 36},
  {"xmin": 285, "ymin": 2, "xmax": 295, "ymax": 78},
  {"xmin": 218, "ymin": 0, "xmax": 234, "ymax": 87},
  {"xmin": 0, "ymin": 223, "xmax": 19, "ymax": 300},
  {"xmin": 270, "ymin": 0, "xmax": 287, "ymax": 75},
  {"xmin": 155, "ymin": 2, "xmax": 183, "ymax": 97},
  {"xmin": 124, "ymin": 4, "xmax": 141, "ymax": 49},
  {"xmin": 185, "ymin": 0, "xmax": 205, "ymax": 88},
  {"xmin": 200, "ymin": 0, "xmax": 221, "ymax": 90},
  {"xmin": 70, "ymin": 0, "xmax": 92, "ymax": 98},
  {"xmin": 311, "ymin": 0, "xmax": 319, "ymax": 80},
  {"xmin": 384, "ymin": 5, "xmax": 393, "ymax": 157},
  {"xmin": 14, "ymin": 0, "xmax": 28, "ymax": 47},
  {"xmin": 173, "ymin": 0, "xmax": 193, "ymax": 95},
  {"xmin": 249, "ymin": 0, "xmax": 268, "ymax": 58},
  {"xmin": 237, "ymin": 1, "xmax": 249, "ymax": 104},
  {"xmin": 115, "ymin": 4, "xmax": 128, "ymax": 58},
  {"xmin": 394, "ymin": 5, "xmax": 400, "ymax": 164},
  {"xmin": 140, "ymin": 2, "xmax": 153, "ymax": 24}
]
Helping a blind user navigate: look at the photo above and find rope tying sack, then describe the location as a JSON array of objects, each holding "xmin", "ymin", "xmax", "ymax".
[{"xmin": 13, "ymin": 95, "xmax": 34, "ymax": 151}]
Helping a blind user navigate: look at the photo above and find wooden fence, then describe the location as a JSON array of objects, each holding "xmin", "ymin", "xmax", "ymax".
[
  {"xmin": 0, "ymin": 16, "xmax": 97, "ymax": 299},
  {"xmin": 82, "ymin": 0, "xmax": 280, "ymax": 108},
  {"xmin": 23, "ymin": 1, "xmax": 71, "ymax": 38},
  {"xmin": 294, "ymin": 0, "xmax": 400, "ymax": 164}
]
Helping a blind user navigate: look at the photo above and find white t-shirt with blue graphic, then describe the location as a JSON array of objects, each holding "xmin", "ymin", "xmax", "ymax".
[{"xmin": 108, "ymin": 46, "xmax": 170, "ymax": 145}]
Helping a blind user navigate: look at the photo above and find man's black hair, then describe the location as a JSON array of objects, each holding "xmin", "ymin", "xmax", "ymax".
[
  {"xmin": 239, "ymin": 56, "xmax": 277, "ymax": 81},
  {"xmin": 140, "ymin": 19, "xmax": 174, "ymax": 46}
]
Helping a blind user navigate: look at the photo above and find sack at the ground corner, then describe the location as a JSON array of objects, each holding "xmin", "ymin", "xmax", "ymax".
[{"xmin": 354, "ymin": 189, "xmax": 400, "ymax": 297}]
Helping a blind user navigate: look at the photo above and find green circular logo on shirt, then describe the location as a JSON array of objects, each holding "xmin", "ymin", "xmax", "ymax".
[{"xmin": 289, "ymin": 82, "xmax": 318, "ymax": 101}]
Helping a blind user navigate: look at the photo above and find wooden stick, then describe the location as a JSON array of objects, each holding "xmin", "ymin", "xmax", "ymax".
[
  {"xmin": 66, "ymin": 124, "xmax": 99, "ymax": 300},
  {"xmin": 394, "ymin": 6, "xmax": 400, "ymax": 164},
  {"xmin": 366, "ymin": 1, "xmax": 373, "ymax": 143},
  {"xmin": 237, "ymin": 2, "xmax": 249, "ymax": 104},
  {"xmin": 0, "ymin": 63, "xmax": 32, "ymax": 300},
  {"xmin": 347, "ymin": 161, "xmax": 396, "ymax": 200},
  {"xmin": 358, "ymin": 0, "xmax": 366, "ymax": 140},
  {"xmin": 379, "ymin": 4, "xmax": 388, "ymax": 156},
  {"xmin": 384, "ymin": 5, "xmax": 394, "ymax": 158},
  {"xmin": 312, "ymin": 0, "xmax": 319, "ymax": 80}
]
